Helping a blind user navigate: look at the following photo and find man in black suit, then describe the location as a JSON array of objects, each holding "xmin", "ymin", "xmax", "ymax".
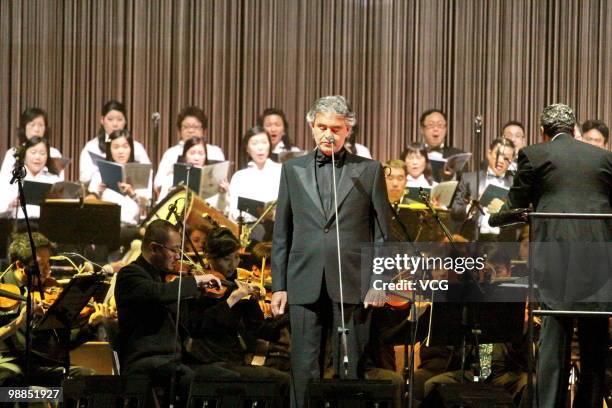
[
  {"xmin": 451, "ymin": 137, "xmax": 516, "ymax": 241},
  {"xmin": 270, "ymin": 95, "xmax": 391, "ymax": 408},
  {"xmin": 497, "ymin": 103, "xmax": 612, "ymax": 407},
  {"xmin": 115, "ymin": 219, "xmax": 235, "ymax": 406}
]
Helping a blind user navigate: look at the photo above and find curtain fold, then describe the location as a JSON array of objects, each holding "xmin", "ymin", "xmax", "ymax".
[{"xmin": 1, "ymin": 0, "xmax": 610, "ymax": 180}]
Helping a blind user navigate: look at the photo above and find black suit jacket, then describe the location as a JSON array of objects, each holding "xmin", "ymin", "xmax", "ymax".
[
  {"xmin": 271, "ymin": 150, "xmax": 391, "ymax": 305},
  {"xmin": 451, "ymin": 170, "xmax": 514, "ymax": 239},
  {"xmin": 115, "ymin": 255, "xmax": 201, "ymax": 368},
  {"xmin": 504, "ymin": 133, "xmax": 612, "ymax": 308}
]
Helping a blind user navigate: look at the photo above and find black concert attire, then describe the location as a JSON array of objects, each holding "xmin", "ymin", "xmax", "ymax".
[
  {"xmin": 500, "ymin": 133, "xmax": 612, "ymax": 407},
  {"xmin": 115, "ymin": 256, "xmax": 239, "ymax": 406},
  {"xmin": 182, "ymin": 268, "xmax": 289, "ymax": 386},
  {"xmin": 272, "ymin": 148, "xmax": 392, "ymax": 407},
  {"xmin": 0, "ymin": 268, "xmax": 96, "ymax": 387}
]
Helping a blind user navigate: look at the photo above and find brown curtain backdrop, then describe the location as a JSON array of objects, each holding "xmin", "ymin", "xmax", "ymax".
[{"xmin": 1, "ymin": 0, "xmax": 611, "ymax": 181}]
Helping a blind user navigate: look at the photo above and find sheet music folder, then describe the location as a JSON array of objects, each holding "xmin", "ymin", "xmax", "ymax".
[{"xmin": 35, "ymin": 273, "xmax": 103, "ymax": 331}]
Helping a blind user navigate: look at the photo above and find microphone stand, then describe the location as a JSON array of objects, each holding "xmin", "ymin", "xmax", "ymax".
[
  {"xmin": 327, "ymin": 140, "xmax": 350, "ymax": 378},
  {"xmin": 168, "ymin": 165, "xmax": 191, "ymax": 408},
  {"xmin": 473, "ymin": 116, "xmax": 483, "ymax": 242},
  {"xmin": 387, "ymin": 202, "xmax": 427, "ymax": 408},
  {"xmin": 9, "ymin": 150, "xmax": 45, "ymax": 384},
  {"xmin": 149, "ymin": 113, "xmax": 160, "ymax": 214}
]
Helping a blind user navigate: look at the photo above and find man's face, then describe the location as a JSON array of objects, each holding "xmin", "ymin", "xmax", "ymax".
[
  {"xmin": 486, "ymin": 144, "xmax": 515, "ymax": 176},
  {"xmin": 179, "ymin": 116, "xmax": 205, "ymax": 141},
  {"xmin": 151, "ymin": 230, "xmax": 182, "ymax": 271},
  {"xmin": 421, "ymin": 112, "xmax": 447, "ymax": 148},
  {"xmin": 385, "ymin": 167, "xmax": 407, "ymax": 203},
  {"xmin": 503, "ymin": 125, "xmax": 526, "ymax": 151},
  {"xmin": 311, "ymin": 112, "xmax": 351, "ymax": 156},
  {"xmin": 20, "ymin": 247, "xmax": 52, "ymax": 286},
  {"xmin": 583, "ymin": 129, "xmax": 606, "ymax": 149}
]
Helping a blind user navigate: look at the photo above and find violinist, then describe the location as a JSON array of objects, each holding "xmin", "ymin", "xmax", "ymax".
[
  {"xmin": 115, "ymin": 219, "xmax": 234, "ymax": 407},
  {"xmin": 182, "ymin": 227, "xmax": 289, "ymax": 387},
  {"xmin": 0, "ymin": 232, "xmax": 115, "ymax": 387}
]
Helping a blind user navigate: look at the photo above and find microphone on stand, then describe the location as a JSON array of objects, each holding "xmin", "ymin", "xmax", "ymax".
[
  {"xmin": 151, "ymin": 112, "xmax": 161, "ymax": 123},
  {"xmin": 474, "ymin": 115, "xmax": 483, "ymax": 134}
]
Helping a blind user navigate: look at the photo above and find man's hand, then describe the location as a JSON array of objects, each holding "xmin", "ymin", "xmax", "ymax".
[
  {"xmin": 364, "ymin": 288, "xmax": 386, "ymax": 308},
  {"xmin": 271, "ymin": 291, "xmax": 287, "ymax": 316}
]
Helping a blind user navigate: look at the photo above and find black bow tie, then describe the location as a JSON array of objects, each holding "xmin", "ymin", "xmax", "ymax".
[
  {"xmin": 316, "ymin": 148, "xmax": 346, "ymax": 167},
  {"xmin": 428, "ymin": 146, "xmax": 443, "ymax": 153}
]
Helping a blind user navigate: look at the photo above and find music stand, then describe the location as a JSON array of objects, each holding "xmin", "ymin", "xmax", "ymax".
[
  {"xmin": 39, "ymin": 200, "xmax": 121, "ymax": 250},
  {"xmin": 35, "ymin": 273, "xmax": 104, "ymax": 375}
]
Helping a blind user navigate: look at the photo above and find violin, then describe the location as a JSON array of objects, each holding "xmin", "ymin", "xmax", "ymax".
[
  {"xmin": 204, "ymin": 268, "xmax": 264, "ymax": 301},
  {"xmin": 0, "ymin": 283, "xmax": 27, "ymax": 311}
]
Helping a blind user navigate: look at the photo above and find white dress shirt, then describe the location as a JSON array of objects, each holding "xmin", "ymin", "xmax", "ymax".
[
  {"xmin": 228, "ymin": 159, "xmax": 281, "ymax": 222},
  {"xmin": 0, "ymin": 167, "xmax": 62, "ymax": 219},
  {"xmin": 154, "ymin": 141, "xmax": 225, "ymax": 188},
  {"xmin": 79, "ymin": 135, "xmax": 151, "ymax": 184},
  {"xmin": 88, "ymin": 169, "xmax": 152, "ymax": 225}
]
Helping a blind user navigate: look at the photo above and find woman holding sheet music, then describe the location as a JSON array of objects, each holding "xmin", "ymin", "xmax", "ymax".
[
  {"xmin": 400, "ymin": 143, "xmax": 438, "ymax": 188},
  {"xmin": 0, "ymin": 136, "xmax": 62, "ymax": 219},
  {"xmin": 157, "ymin": 136, "xmax": 229, "ymax": 212},
  {"xmin": 79, "ymin": 100, "xmax": 151, "ymax": 184},
  {"xmin": 0, "ymin": 107, "xmax": 64, "ymax": 181},
  {"xmin": 87, "ymin": 129, "xmax": 151, "ymax": 226},
  {"xmin": 228, "ymin": 126, "xmax": 281, "ymax": 222}
]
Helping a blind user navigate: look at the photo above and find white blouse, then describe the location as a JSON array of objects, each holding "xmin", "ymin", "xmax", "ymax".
[
  {"xmin": 154, "ymin": 141, "xmax": 225, "ymax": 189},
  {"xmin": 88, "ymin": 169, "xmax": 152, "ymax": 225},
  {"xmin": 406, "ymin": 174, "xmax": 437, "ymax": 188},
  {"xmin": 79, "ymin": 135, "xmax": 151, "ymax": 184},
  {"xmin": 228, "ymin": 159, "xmax": 281, "ymax": 222},
  {"xmin": 0, "ymin": 167, "xmax": 62, "ymax": 219},
  {"xmin": 272, "ymin": 140, "xmax": 301, "ymax": 155}
]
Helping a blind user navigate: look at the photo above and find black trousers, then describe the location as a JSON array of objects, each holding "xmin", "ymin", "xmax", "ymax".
[
  {"xmin": 536, "ymin": 315, "xmax": 608, "ymax": 408},
  {"xmin": 289, "ymin": 286, "xmax": 371, "ymax": 408},
  {"xmin": 126, "ymin": 356, "xmax": 240, "ymax": 408}
]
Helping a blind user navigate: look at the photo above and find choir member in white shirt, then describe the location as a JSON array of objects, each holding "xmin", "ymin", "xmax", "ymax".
[
  {"xmin": 79, "ymin": 100, "xmax": 151, "ymax": 184},
  {"xmin": 0, "ymin": 107, "xmax": 64, "ymax": 181},
  {"xmin": 87, "ymin": 129, "xmax": 151, "ymax": 226},
  {"xmin": 400, "ymin": 143, "xmax": 438, "ymax": 188},
  {"xmin": 157, "ymin": 136, "xmax": 229, "ymax": 211},
  {"xmin": 154, "ymin": 106, "xmax": 225, "ymax": 191},
  {"xmin": 257, "ymin": 108, "xmax": 301, "ymax": 158},
  {"xmin": 229, "ymin": 126, "xmax": 282, "ymax": 222},
  {"xmin": 0, "ymin": 136, "xmax": 62, "ymax": 219}
]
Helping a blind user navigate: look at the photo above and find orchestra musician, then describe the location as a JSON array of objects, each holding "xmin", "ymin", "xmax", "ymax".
[
  {"xmin": 0, "ymin": 136, "xmax": 62, "ymax": 220},
  {"xmin": 182, "ymin": 227, "xmax": 289, "ymax": 386},
  {"xmin": 384, "ymin": 160, "xmax": 408, "ymax": 205},
  {"xmin": 79, "ymin": 100, "xmax": 151, "ymax": 185},
  {"xmin": 0, "ymin": 232, "xmax": 115, "ymax": 387},
  {"xmin": 495, "ymin": 103, "xmax": 612, "ymax": 408},
  {"xmin": 114, "ymin": 219, "xmax": 235, "ymax": 406},
  {"xmin": 270, "ymin": 95, "xmax": 391, "ymax": 408},
  {"xmin": 155, "ymin": 106, "xmax": 226, "ymax": 192},
  {"xmin": 0, "ymin": 107, "xmax": 64, "ymax": 182}
]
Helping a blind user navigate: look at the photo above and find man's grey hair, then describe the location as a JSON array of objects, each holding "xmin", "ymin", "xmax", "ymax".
[
  {"xmin": 306, "ymin": 95, "xmax": 356, "ymax": 126},
  {"xmin": 540, "ymin": 103, "xmax": 576, "ymax": 137}
]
